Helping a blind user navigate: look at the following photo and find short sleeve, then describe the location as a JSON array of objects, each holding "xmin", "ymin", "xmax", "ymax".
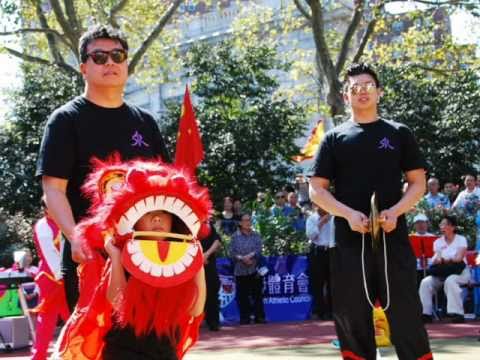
[
  {"xmin": 312, "ymin": 132, "xmax": 335, "ymax": 180},
  {"xmin": 147, "ymin": 115, "xmax": 171, "ymax": 163},
  {"xmin": 433, "ymin": 239, "xmax": 442, "ymax": 253},
  {"xmin": 399, "ymin": 125, "xmax": 426, "ymax": 172},
  {"xmin": 36, "ymin": 111, "xmax": 75, "ymax": 179},
  {"xmin": 457, "ymin": 235, "xmax": 468, "ymax": 249}
]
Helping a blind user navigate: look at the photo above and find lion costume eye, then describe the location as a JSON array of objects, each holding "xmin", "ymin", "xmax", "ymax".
[{"xmin": 99, "ymin": 171, "xmax": 126, "ymax": 198}]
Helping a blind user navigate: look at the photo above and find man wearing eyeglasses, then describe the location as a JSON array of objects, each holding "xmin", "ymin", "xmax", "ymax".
[
  {"xmin": 36, "ymin": 25, "xmax": 170, "ymax": 311},
  {"xmin": 309, "ymin": 63, "xmax": 432, "ymax": 359}
]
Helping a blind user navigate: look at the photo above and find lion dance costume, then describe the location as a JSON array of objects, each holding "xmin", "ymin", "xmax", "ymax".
[
  {"xmin": 31, "ymin": 216, "xmax": 70, "ymax": 360},
  {"xmin": 53, "ymin": 154, "xmax": 212, "ymax": 359}
]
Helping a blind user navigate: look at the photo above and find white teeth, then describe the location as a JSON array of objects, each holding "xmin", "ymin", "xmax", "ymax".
[
  {"xmin": 117, "ymin": 216, "xmax": 130, "ymax": 235},
  {"xmin": 150, "ymin": 264, "xmax": 163, "ymax": 277},
  {"xmin": 173, "ymin": 262, "xmax": 186, "ymax": 274},
  {"xmin": 134, "ymin": 200, "xmax": 148, "ymax": 218},
  {"xmin": 140, "ymin": 260, "xmax": 152, "ymax": 274},
  {"xmin": 163, "ymin": 196, "xmax": 175, "ymax": 210},
  {"xmin": 163, "ymin": 265, "xmax": 174, "ymax": 277},
  {"xmin": 184, "ymin": 213, "xmax": 198, "ymax": 228},
  {"xmin": 171, "ymin": 200, "xmax": 184, "ymax": 214},
  {"xmin": 144, "ymin": 196, "xmax": 155, "ymax": 212},
  {"xmin": 177, "ymin": 204, "xmax": 193, "ymax": 219},
  {"xmin": 132, "ymin": 252, "xmax": 143, "ymax": 266},
  {"xmin": 127, "ymin": 241, "xmax": 136, "ymax": 254},
  {"xmin": 191, "ymin": 221, "xmax": 200, "ymax": 237},
  {"xmin": 125, "ymin": 207, "xmax": 142, "ymax": 229},
  {"xmin": 187, "ymin": 245, "xmax": 198, "ymax": 256},
  {"xmin": 181, "ymin": 254, "xmax": 193, "ymax": 266},
  {"xmin": 154, "ymin": 195, "xmax": 165, "ymax": 208}
]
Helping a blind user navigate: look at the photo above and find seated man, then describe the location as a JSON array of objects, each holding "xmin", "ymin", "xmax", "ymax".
[{"xmin": 413, "ymin": 213, "xmax": 434, "ymax": 236}]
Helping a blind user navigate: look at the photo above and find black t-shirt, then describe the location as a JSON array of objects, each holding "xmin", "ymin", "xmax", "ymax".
[
  {"xmin": 201, "ymin": 224, "xmax": 222, "ymax": 273},
  {"xmin": 313, "ymin": 119, "xmax": 425, "ymax": 241},
  {"xmin": 36, "ymin": 96, "xmax": 171, "ymax": 222}
]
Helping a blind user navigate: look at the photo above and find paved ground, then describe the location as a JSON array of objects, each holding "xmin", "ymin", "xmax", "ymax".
[
  {"xmin": 1, "ymin": 320, "xmax": 479, "ymax": 359},
  {"xmin": 186, "ymin": 338, "xmax": 480, "ymax": 360}
]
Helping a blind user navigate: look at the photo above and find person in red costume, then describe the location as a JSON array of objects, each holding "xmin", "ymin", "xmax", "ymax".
[
  {"xmin": 54, "ymin": 157, "xmax": 211, "ymax": 360},
  {"xmin": 31, "ymin": 197, "xmax": 70, "ymax": 360}
]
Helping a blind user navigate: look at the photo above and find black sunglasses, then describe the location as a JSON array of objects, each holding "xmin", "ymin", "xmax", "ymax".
[{"xmin": 86, "ymin": 49, "xmax": 128, "ymax": 65}]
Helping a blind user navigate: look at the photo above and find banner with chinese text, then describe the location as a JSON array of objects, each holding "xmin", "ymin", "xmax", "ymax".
[{"xmin": 217, "ymin": 255, "xmax": 312, "ymax": 323}]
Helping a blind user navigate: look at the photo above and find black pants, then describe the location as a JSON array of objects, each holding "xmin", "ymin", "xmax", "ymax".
[
  {"xmin": 331, "ymin": 225, "xmax": 432, "ymax": 360},
  {"xmin": 62, "ymin": 239, "xmax": 79, "ymax": 312},
  {"xmin": 308, "ymin": 244, "xmax": 332, "ymax": 318},
  {"xmin": 235, "ymin": 274, "xmax": 265, "ymax": 322},
  {"xmin": 204, "ymin": 265, "xmax": 220, "ymax": 328}
]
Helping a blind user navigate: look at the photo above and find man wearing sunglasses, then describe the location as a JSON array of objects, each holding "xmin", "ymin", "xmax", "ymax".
[
  {"xmin": 309, "ymin": 63, "xmax": 432, "ymax": 359},
  {"xmin": 36, "ymin": 25, "xmax": 170, "ymax": 312}
]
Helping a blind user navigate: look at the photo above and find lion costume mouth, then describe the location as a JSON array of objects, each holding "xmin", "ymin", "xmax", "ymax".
[
  {"xmin": 118, "ymin": 195, "xmax": 202, "ymax": 286},
  {"xmin": 79, "ymin": 156, "xmax": 212, "ymax": 288},
  {"xmin": 116, "ymin": 195, "xmax": 201, "ymax": 236}
]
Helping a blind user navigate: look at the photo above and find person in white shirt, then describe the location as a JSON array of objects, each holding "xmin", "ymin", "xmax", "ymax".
[
  {"xmin": 306, "ymin": 204, "xmax": 334, "ymax": 320},
  {"xmin": 452, "ymin": 174, "xmax": 480, "ymax": 212},
  {"xmin": 419, "ymin": 216, "xmax": 470, "ymax": 323}
]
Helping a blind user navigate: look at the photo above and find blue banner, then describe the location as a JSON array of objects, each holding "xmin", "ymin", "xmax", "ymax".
[{"xmin": 217, "ymin": 255, "xmax": 312, "ymax": 324}]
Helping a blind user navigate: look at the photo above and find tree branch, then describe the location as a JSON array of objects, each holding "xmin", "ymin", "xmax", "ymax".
[
  {"xmin": 128, "ymin": 0, "xmax": 183, "ymax": 75},
  {"xmin": 408, "ymin": 62, "xmax": 451, "ymax": 76},
  {"xmin": 109, "ymin": 0, "xmax": 129, "ymax": 27},
  {"xmin": 351, "ymin": 18, "xmax": 376, "ymax": 64},
  {"xmin": 3, "ymin": 46, "xmax": 80, "ymax": 78},
  {"xmin": 293, "ymin": 0, "xmax": 311, "ymax": 21},
  {"xmin": 63, "ymin": 0, "xmax": 81, "ymax": 38},
  {"xmin": 0, "ymin": 28, "xmax": 71, "ymax": 49},
  {"xmin": 352, "ymin": 1, "xmax": 387, "ymax": 64},
  {"xmin": 335, "ymin": 0, "xmax": 365, "ymax": 76},
  {"xmin": 307, "ymin": 0, "xmax": 335, "ymax": 84},
  {"xmin": 35, "ymin": 0, "xmax": 64, "ymax": 64},
  {"xmin": 49, "ymin": 0, "xmax": 78, "ymax": 49}
]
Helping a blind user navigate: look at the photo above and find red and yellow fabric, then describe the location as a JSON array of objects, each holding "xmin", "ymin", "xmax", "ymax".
[{"xmin": 293, "ymin": 119, "xmax": 325, "ymax": 162}]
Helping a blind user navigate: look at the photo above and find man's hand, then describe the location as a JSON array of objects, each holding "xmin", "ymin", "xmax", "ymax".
[
  {"xmin": 346, "ymin": 210, "xmax": 369, "ymax": 234},
  {"xmin": 379, "ymin": 209, "xmax": 398, "ymax": 233},
  {"xmin": 71, "ymin": 239, "xmax": 91, "ymax": 263}
]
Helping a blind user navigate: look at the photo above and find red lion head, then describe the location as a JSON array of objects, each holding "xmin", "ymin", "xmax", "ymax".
[{"xmin": 76, "ymin": 154, "xmax": 212, "ymax": 288}]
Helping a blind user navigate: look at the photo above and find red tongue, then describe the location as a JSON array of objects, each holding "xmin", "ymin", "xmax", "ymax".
[{"xmin": 157, "ymin": 240, "xmax": 170, "ymax": 262}]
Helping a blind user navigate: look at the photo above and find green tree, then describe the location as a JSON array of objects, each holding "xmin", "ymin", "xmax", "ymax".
[
  {"xmin": 0, "ymin": 0, "xmax": 184, "ymax": 81},
  {"xmin": 0, "ymin": 63, "xmax": 82, "ymax": 253},
  {"xmin": 292, "ymin": 0, "xmax": 480, "ymax": 117},
  {"xmin": 0, "ymin": 63, "xmax": 82, "ymax": 217},
  {"xmin": 379, "ymin": 65, "xmax": 480, "ymax": 185},
  {"xmin": 162, "ymin": 41, "xmax": 306, "ymax": 206}
]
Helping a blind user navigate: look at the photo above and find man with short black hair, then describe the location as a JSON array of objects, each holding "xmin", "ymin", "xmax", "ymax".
[
  {"xmin": 310, "ymin": 63, "xmax": 432, "ymax": 359},
  {"xmin": 36, "ymin": 24, "xmax": 170, "ymax": 311}
]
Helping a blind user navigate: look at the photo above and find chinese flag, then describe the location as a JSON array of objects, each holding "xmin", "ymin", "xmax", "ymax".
[
  {"xmin": 175, "ymin": 86, "xmax": 204, "ymax": 173},
  {"xmin": 292, "ymin": 119, "xmax": 324, "ymax": 162}
]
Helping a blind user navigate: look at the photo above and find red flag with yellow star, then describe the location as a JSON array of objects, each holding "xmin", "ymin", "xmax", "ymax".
[
  {"xmin": 292, "ymin": 119, "xmax": 325, "ymax": 162},
  {"xmin": 175, "ymin": 86, "xmax": 204, "ymax": 172}
]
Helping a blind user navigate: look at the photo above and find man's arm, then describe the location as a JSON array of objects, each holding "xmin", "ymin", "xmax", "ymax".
[
  {"xmin": 380, "ymin": 168, "xmax": 426, "ymax": 233},
  {"xmin": 42, "ymin": 175, "xmax": 89, "ymax": 262},
  {"xmin": 204, "ymin": 239, "xmax": 221, "ymax": 264},
  {"xmin": 309, "ymin": 177, "xmax": 369, "ymax": 233}
]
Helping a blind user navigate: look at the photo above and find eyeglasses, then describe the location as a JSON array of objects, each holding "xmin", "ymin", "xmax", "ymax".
[
  {"xmin": 349, "ymin": 82, "xmax": 377, "ymax": 96},
  {"xmin": 86, "ymin": 49, "xmax": 128, "ymax": 65}
]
